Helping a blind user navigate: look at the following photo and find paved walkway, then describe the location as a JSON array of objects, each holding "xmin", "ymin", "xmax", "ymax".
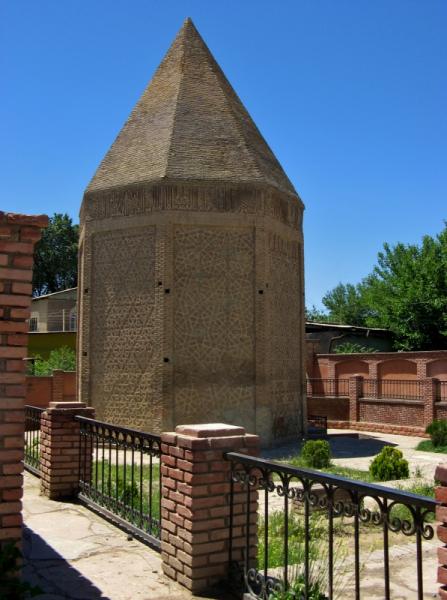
[
  {"xmin": 23, "ymin": 428, "xmax": 443, "ymax": 599},
  {"xmin": 22, "ymin": 474, "xmax": 229, "ymax": 600},
  {"xmin": 264, "ymin": 428, "xmax": 446, "ymax": 482}
]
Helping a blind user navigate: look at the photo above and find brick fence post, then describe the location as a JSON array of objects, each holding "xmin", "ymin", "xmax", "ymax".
[
  {"xmin": 349, "ymin": 375, "xmax": 363, "ymax": 423},
  {"xmin": 40, "ymin": 401, "xmax": 94, "ymax": 500},
  {"xmin": 0, "ymin": 211, "xmax": 47, "ymax": 549},
  {"xmin": 423, "ymin": 377, "xmax": 437, "ymax": 427},
  {"xmin": 160, "ymin": 423, "xmax": 259, "ymax": 594},
  {"xmin": 51, "ymin": 369, "xmax": 64, "ymax": 403},
  {"xmin": 435, "ymin": 464, "xmax": 447, "ymax": 598}
]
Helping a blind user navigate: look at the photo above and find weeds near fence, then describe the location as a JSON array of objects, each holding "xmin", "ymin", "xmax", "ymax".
[
  {"xmin": 258, "ymin": 511, "xmax": 349, "ymax": 599},
  {"xmin": 93, "ymin": 460, "xmax": 160, "ymax": 525}
]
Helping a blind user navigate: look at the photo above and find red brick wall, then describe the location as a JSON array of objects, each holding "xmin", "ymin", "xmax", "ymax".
[
  {"xmin": 310, "ymin": 350, "xmax": 447, "ymax": 380},
  {"xmin": 359, "ymin": 398, "xmax": 424, "ymax": 427},
  {"xmin": 335, "ymin": 359, "xmax": 369, "ymax": 378},
  {"xmin": 25, "ymin": 376, "xmax": 52, "ymax": 408},
  {"xmin": 25, "ymin": 371, "xmax": 76, "ymax": 409},
  {"xmin": 308, "ymin": 397, "xmax": 349, "ymax": 421},
  {"xmin": 0, "ymin": 211, "xmax": 47, "ymax": 548}
]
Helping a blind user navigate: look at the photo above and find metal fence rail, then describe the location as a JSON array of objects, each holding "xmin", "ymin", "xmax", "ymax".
[
  {"xmin": 24, "ymin": 405, "xmax": 44, "ymax": 476},
  {"xmin": 76, "ymin": 416, "xmax": 162, "ymax": 549},
  {"xmin": 363, "ymin": 379, "xmax": 424, "ymax": 401},
  {"xmin": 306, "ymin": 378, "xmax": 350, "ymax": 397},
  {"xmin": 225, "ymin": 452, "xmax": 437, "ymax": 600}
]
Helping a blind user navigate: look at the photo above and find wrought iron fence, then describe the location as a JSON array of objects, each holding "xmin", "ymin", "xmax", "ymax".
[
  {"xmin": 225, "ymin": 452, "xmax": 437, "ymax": 600},
  {"xmin": 76, "ymin": 416, "xmax": 162, "ymax": 549},
  {"xmin": 363, "ymin": 379, "xmax": 424, "ymax": 401},
  {"xmin": 306, "ymin": 379, "xmax": 350, "ymax": 397},
  {"xmin": 436, "ymin": 380, "xmax": 447, "ymax": 402},
  {"xmin": 24, "ymin": 405, "xmax": 44, "ymax": 476}
]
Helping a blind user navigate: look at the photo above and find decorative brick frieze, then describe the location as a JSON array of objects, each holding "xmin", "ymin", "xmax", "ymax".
[
  {"xmin": 40, "ymin": 402, "xmax": 94, "ymax": 499},
  {"xmin": 160, "ymin": 423, "xmax": 259, "ymax": 593},
  {"xmin": 0, "ymin": 211, "xmax": 47, "ymax": 548}
]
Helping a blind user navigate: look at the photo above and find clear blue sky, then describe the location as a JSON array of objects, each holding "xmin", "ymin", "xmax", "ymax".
[{"xmin": 2, "ymin": 1, "xmax": 446, "ymax": 308}]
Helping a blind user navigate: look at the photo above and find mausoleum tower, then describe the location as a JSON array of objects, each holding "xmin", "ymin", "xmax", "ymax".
[{"xmin": 78, "ymin": 18, "xmax": 305, "ymax": 445}]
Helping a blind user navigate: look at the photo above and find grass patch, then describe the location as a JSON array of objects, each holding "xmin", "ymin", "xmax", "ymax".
[
  {"xmin": 282, "ymin": 454, "xmax": 374, "ymax": 483},
  {"xmin": 91, "ymin": 460, "xmax": 161, "ymax": 533},
  {"xmin": 392, "ymin": 481, "xmax": 436, "ymax": 523},
  {"xmin": 416, "ymin": 439, "xmax": 447, "ymax": 453}
]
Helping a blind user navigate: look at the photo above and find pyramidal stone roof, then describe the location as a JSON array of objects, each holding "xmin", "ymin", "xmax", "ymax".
[{"xmin": 86, "ymin": 18, "xmax": 298, "ymax": 198}]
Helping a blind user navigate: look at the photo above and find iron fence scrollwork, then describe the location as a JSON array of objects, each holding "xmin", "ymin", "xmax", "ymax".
[{"xmin": 226, "ymin": 452, "xmax": 437, "ymax": 600}]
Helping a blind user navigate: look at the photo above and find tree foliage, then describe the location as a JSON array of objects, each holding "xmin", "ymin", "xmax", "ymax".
[
  {"xmin": 33, "ymin": 213, "xmax": 79, "ymax": 296},
  {"xmin": 315, "ymin": 224, "xmax": 447, "ymax": 350},
  {"xmin": 31, "ymin": 347, "xmax": 77, "ymax": 376},
  {"xmin": 322, "ymin": 283, "xmax": 370, "ymax": 326}
]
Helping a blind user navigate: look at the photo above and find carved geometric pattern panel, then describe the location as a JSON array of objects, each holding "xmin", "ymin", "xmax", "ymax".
[
  {"xmin": 269, "ymin": 244, "xmax": 302, "ymax": 438},
  {"xmin": 173, "ymin": 226, "xmax": 255, "ymax": 430},
  {"xmin": 89, "ymin": 227, "xmax": 159, "ymax": 430}
]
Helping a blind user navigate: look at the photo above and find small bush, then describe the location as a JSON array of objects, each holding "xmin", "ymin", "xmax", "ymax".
[
  {"xmin": 426, "ymin": 419, "xmax": 447, "ymax": 447},
  {"xmin": 301, "ymin": 440, "xmax": 331, "ymax": 469},
  {"xmin": 32, "ymin": 346, "xmax": 76, "ymax": 376},
  {"xmin": 369, "ymin": 446, "xmax": 409, "ymax": 482}
]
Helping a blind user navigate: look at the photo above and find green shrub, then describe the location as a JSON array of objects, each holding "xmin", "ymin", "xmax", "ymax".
[
  {"xmin": 333, "ymin": 342, "xmax": 377, "ymax": 354},
  {"xmin": 301, "ymin": 440, "xmax": 331, "ymax": 469},
  {"xmin": 369, "ymin": 446, "xmax": 409, "ymax": 481},
  {"xmin": 32, "ymin": 346, "xmax": 76, "ymax": 376},
  {"xmin": 426, "ymin": 419, "xmax": 447, "ymax": 447}
]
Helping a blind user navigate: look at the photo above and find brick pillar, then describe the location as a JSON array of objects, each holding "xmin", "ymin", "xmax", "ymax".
[
  {"xmin": 0, "ymin": 211, "xmax": 47, "ymax": 548},
  {"xmin": 348, "ymin": 375, "xmax": 363, "ymax": 423},
  {"xmin": 435, "ymin": 464, "xmax": 447, "ymax": 598},
  {"xmin": 40, "ymin": 401, "xmax": 94, "ymax": 500},
  {"xmin": 160, "ymin": 423, "xmax": 259, "ymax": 593},
  {"xmin": 51, "ymin": 369, "xmax": 64, "ymax": 403},
  {"xmin": 423, "ymin": 378, "xmax": 437, "ymax": 426}
]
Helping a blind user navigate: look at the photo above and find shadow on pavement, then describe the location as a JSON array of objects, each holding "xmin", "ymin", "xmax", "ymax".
[
  {"xmin": 22, "ymin": 525, "xmax": 109, "ymax": 600},
  {"xmin": 262, "ymin": 434, "xmax": 397, "ymax": 462},
  {"xmin": 327, "ymin": 435, "xmax": 397, "ymax": 459}
]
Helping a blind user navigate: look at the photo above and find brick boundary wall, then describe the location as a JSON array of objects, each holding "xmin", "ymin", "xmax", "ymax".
[
  {"xmin": 308, "ymin": 375, "xmax": 438, "ymax": 437},
  {"xmin": 160, "ymin": 423, "xmax": 259, "ymax": 593},
  {"xmin": 40, "ymin": 402, "xmax": 94, "ymax": 499},
  {"xmin": 435, "ymin": 464, "xmax": 447, "ymax": 598},
  {"xmin": 0, "ymin": 211, "xmax": 47, "ymax": 549},
  {"xmin": 26, "ymin": 370, "xmax": 76, "ymax": 409},
  {"xmin": 327, "ymin": 420, "xmax": 427, "ymax": 437}
]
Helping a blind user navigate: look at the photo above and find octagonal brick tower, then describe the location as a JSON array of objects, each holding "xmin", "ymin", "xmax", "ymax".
[{"xmin": 78, "ymin": 18, "xmax": 306, "ymax": 446}]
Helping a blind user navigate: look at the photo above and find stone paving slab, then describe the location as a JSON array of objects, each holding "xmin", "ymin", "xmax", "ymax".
[{"xmin": 22, "ymin": 473, "xmax": 232, "ymax": 600}]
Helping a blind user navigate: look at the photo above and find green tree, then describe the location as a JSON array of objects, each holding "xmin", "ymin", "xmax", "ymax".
[
  {"xmin": 363, "ymin": 228, "xmax": 447, "ymax": 349},
  {"xmin": 33, "ymin": 213, "xmax": 79, "ymax": 296},
  {"xmin": 322, "ymin": 282, "xmax": 370, "ymax": 326},
  {"xmin": 32, "ymin": 347, "xmax": 77, "ymax": 375},
  {"xmin": 319, "ymin": 224, "xmax": 447, "ymax": 350},
  {"xmin": 305, "ymin": 305, "xmax": 332, "ymax": 322}
]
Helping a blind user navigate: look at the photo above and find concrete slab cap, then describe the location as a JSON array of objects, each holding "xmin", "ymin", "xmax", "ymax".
[
  {"xmin": 49, "ymin": 402, "xmax": 87, "ymax": 409},
  {"xmin": 175, "ymin": 423, "xmax": 246, "ymax": 438}
]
